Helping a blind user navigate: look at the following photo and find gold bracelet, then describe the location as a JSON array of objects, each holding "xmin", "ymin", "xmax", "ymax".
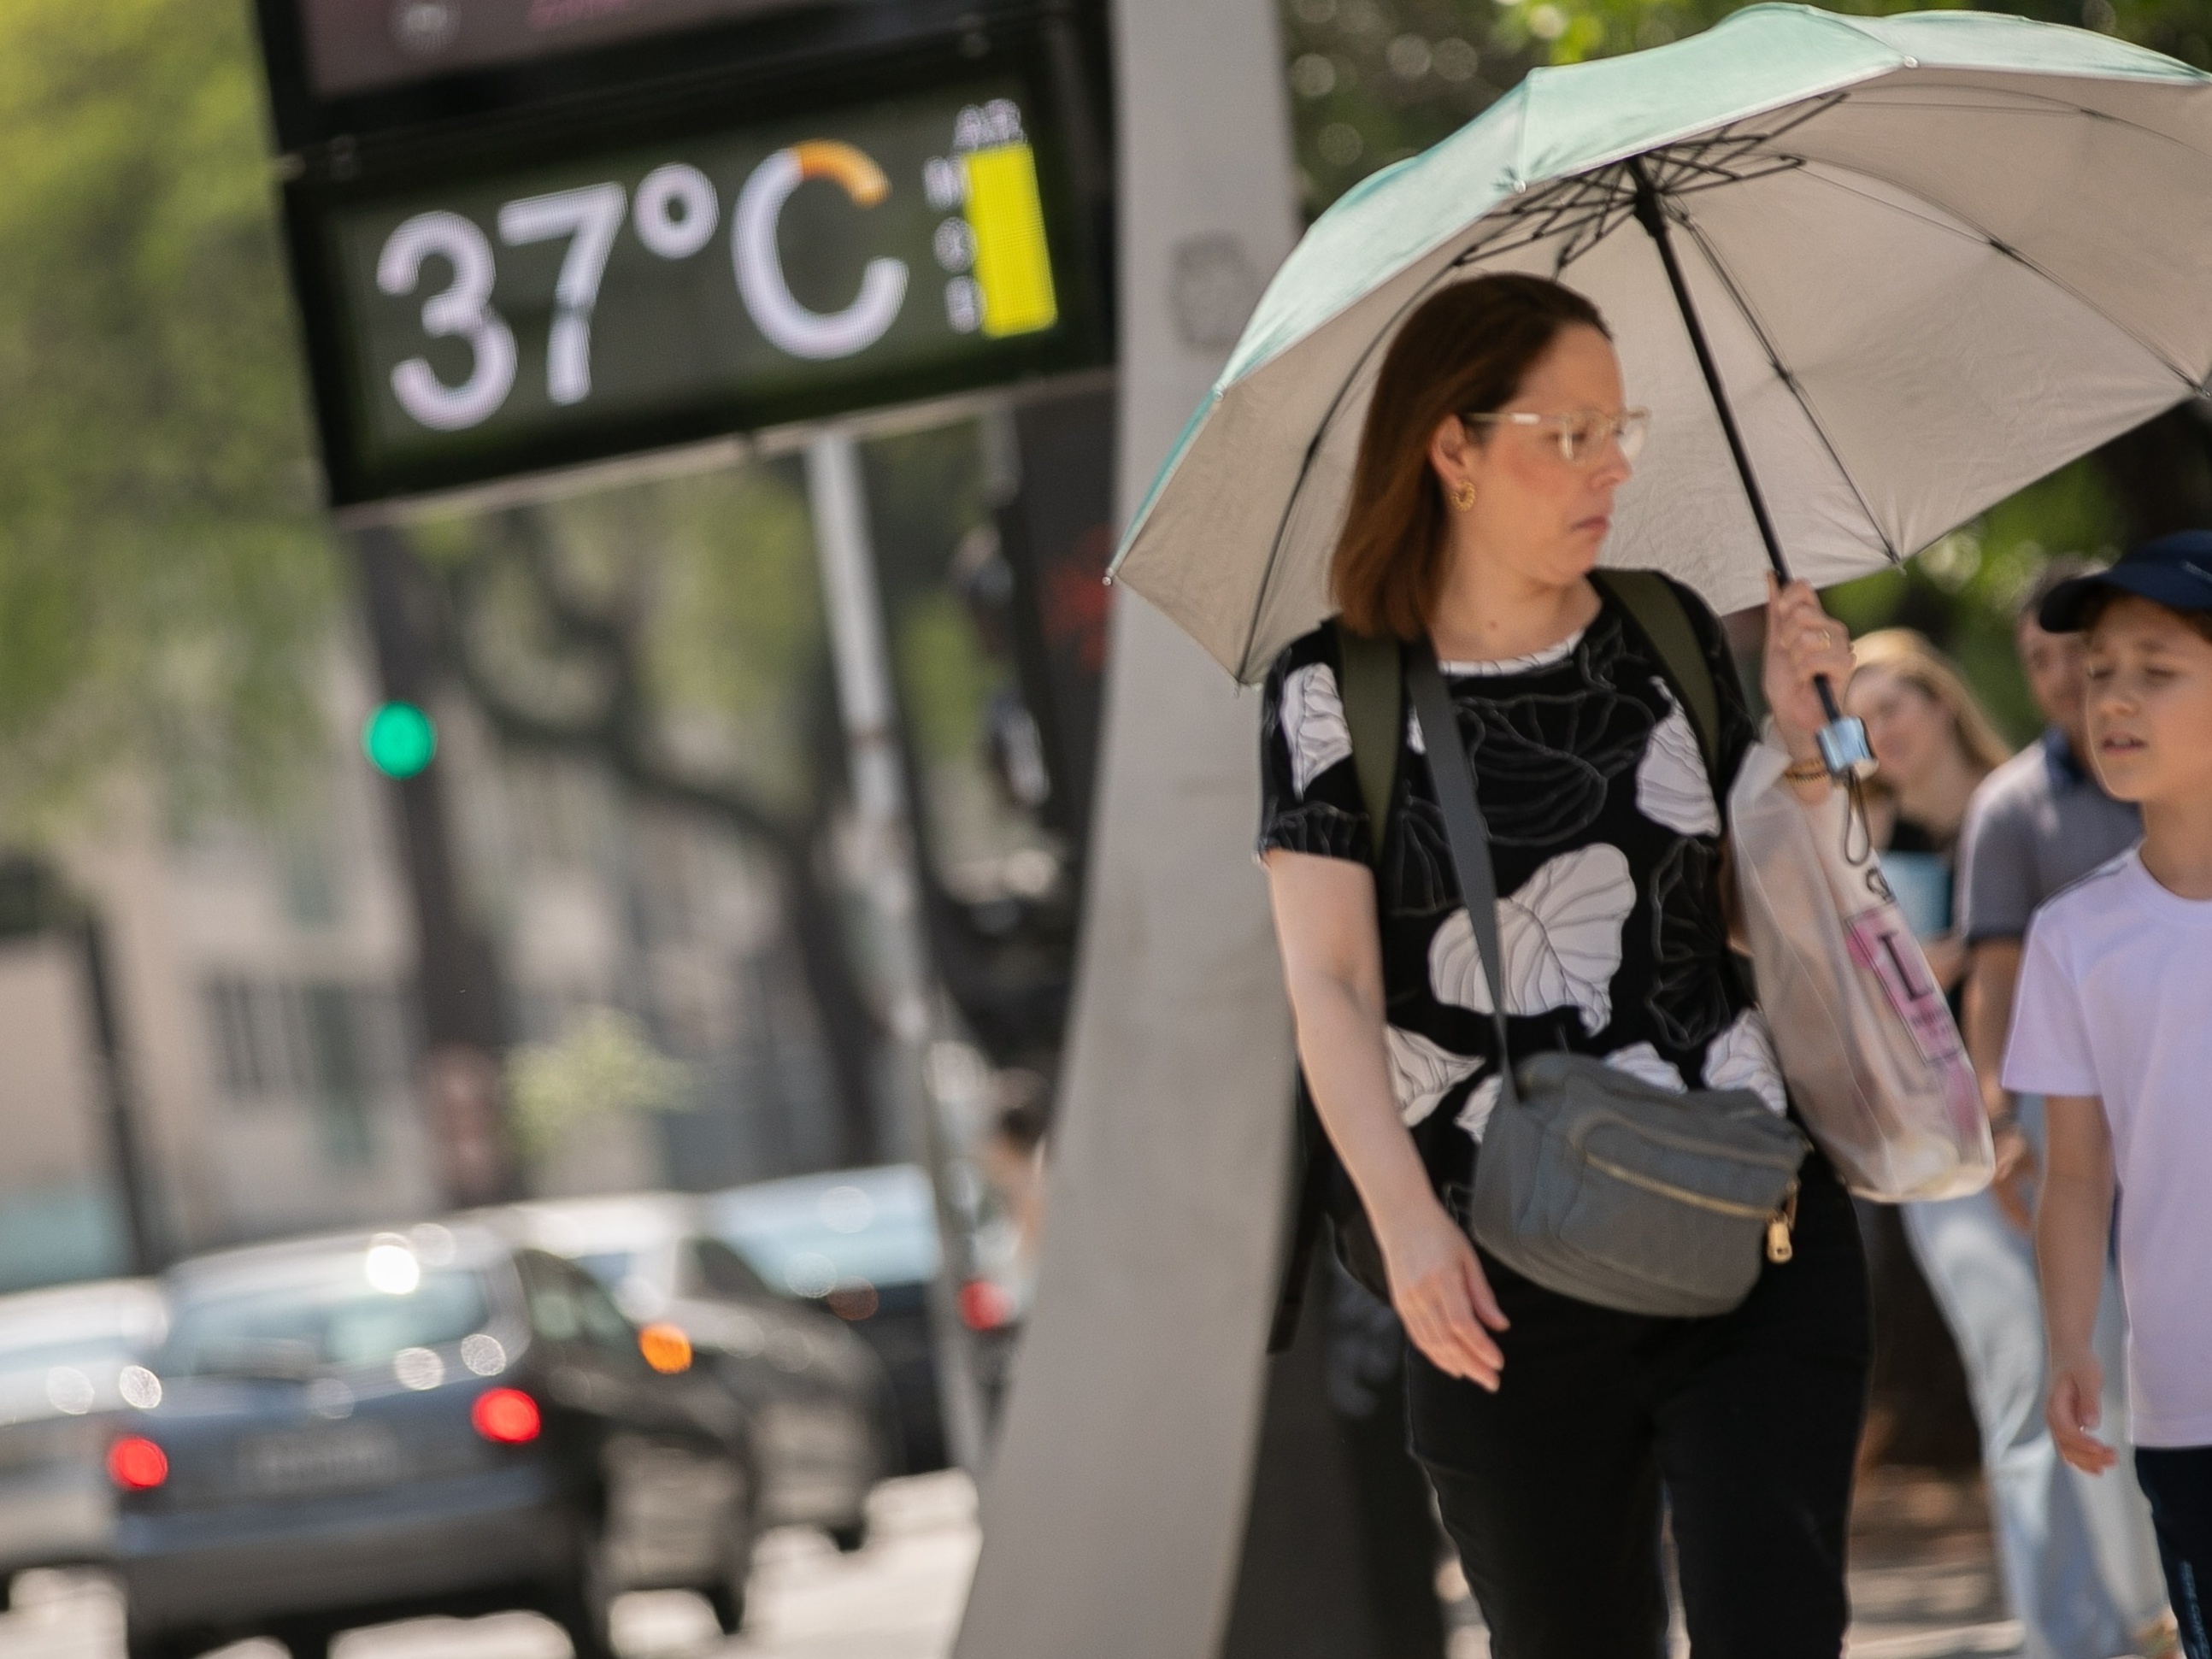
[{"xmin": 1782, "ymin": 756, "xmax": 1830, "ymax": 785}]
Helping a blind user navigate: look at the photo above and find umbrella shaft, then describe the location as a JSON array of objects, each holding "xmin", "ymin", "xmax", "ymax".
[{"xmin": 1627, "ymin": 158, "xmax": 1793, "ymax": 588}]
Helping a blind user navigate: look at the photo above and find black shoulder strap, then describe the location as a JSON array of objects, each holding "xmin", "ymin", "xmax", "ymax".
[
  {"xmin": 1406, "ymin": 644, "xmax": 1520, "ymax": 1113},
  {"xmin": 1331, "ymin": 621, "xmax": 1403, "ymax": 866},
  {"xmin": 1593, "ymin": 568, "xmax": 1721, "ymax": 787}
]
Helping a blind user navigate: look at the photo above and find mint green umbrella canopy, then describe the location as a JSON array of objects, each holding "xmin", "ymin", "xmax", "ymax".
[{"xmin": 1110, "ymin": 6, "xmax": 2212, "ymax": 683}]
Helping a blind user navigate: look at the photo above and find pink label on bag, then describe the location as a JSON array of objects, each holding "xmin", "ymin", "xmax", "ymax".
[{"xmin": 1844, "ymin": 905, "xmax": 1982, "ymax": 1133}]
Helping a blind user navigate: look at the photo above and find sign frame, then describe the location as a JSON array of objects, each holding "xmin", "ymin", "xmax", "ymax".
[
  {"xmin": 275, "ymin": 16, "xmax": 1114, "ymax": 511},
  {"xmin": 250, "ymin": 0, "xmax": 1067, "ymax": 154}
]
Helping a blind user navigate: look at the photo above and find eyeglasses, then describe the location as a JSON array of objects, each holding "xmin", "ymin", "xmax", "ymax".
[{"xmin": 1462, "ymin": 407, "xmax": 1650, "ymax": 466}]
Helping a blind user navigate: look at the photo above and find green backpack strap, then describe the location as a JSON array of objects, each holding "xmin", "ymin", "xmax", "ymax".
[
  {"xmin": 1593, "ymin": 568, "xmax": 1721, "ymax": 788},
  {"xmin": 1330, "ymin": 621, "xmax": 1403, "ymax": 866}
]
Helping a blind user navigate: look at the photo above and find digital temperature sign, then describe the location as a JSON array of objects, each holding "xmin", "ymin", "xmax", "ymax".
[{"xmin": 280, "ymin": 66, "xmax": 1109, "ymax": 509}]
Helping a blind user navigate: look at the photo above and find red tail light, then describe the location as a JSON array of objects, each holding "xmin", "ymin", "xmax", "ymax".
[
  {"xmin": 957, "ymin": 1278, "xmax": 1016, "ymax": 1332},
  {"xmin": 107, "ymin": 1436, "xmax": 168, "ymax": 1491},
  {"xmin": 471, "ymin": 1387, "xmax": 542, "ymax": 1444}
]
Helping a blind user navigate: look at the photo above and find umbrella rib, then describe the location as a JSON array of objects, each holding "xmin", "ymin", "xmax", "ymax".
[
  {"xmin": 1665, "ymin": 197, "xmax": 1899, "ymax": 566},
  {"xmin": 1789, "ymin": 162, "xmax": 2206, "ymax": 393}
]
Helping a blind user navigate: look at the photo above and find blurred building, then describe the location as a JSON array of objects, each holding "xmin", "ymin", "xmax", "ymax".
[{"xmin": 0, "ymin": 639, "xmax": 844, "ymax": 1281}]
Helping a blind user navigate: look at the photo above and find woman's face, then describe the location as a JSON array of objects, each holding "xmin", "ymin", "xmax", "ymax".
[
  {"xmin": 1430, "ymin": 323, "xmax": 1632, "ymax": 587},
  {"xmin": 1845, "ymin": 667, "xmax": 1953, "ymax": 791}
]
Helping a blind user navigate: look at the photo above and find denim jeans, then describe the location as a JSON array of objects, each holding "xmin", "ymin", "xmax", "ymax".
[{"xmin": 1903, "ymin": 1098, "xmax": 2168, "ymax": 1658}]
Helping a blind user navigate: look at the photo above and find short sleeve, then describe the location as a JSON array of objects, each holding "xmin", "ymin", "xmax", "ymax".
[
  {"xmin": 2000, "ymin": 915, "xmax": 2100, "ymax": 1097},
  {"xmin": 1666, "ymin": 577, "xmax": 1760, "ymax": 803},
  {"xmin": 1257, "ymin": 627, "xmax": 1374, "ymax": 866},
  {"xmin": 1957, "ymin": 782, "xmax": 2037, "ymax": 944}
]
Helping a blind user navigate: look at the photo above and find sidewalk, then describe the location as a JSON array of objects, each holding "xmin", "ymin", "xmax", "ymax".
[
  {"xmin": 0, "ymin": 1468, "xmax": 2020, "ymax": 1659},
  {"xmin": 1441, "ymin": 1467, "xmax": 2021, "ymax": 1659}
]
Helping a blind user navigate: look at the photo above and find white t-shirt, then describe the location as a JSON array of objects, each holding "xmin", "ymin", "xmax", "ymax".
[{"xmin": 2003, "ymin": 848, "xmax": 2212, "ymax": 1447}]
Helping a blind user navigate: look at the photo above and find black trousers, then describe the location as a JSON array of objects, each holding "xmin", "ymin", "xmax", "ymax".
[
  {"xmin": 2135, "ymin": 1448, "xmax": 2212, "ymax": 1659},
  {"xmin": 1407, "ymin": 1151, "xmax": 1871, "ymax": 1659}
]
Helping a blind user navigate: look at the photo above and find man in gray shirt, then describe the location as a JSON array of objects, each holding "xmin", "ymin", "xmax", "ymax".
[{"xmin": 1909, "ymin": 560, "xmax": 2163, "ymax": 1659}]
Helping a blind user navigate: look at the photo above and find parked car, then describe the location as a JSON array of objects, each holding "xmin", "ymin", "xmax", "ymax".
[
  {"xmin": 113, "ymin": 1223, "xmax": 759, "ymax": 1659},
  {"xmin": 708, "ymin": 1166, "xmax": 1020, "ymax": 1475},
  {"xmin": 0, "ymin": 1278, "xmax": 166, "ymax": 1600},
  {"xmin": 490, "ymin": 1192, "xmax": 892, "ymax": 1551}
]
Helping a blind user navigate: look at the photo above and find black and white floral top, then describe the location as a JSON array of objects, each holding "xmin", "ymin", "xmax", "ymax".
[{"xmin": 1258, "ymin": 578, "xmax": 1789, "ymax": 1201}]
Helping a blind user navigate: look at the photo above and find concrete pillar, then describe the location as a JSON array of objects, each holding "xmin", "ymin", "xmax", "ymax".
[{"xmin": 950, "ymin": 0, "xmax": 1302, "ymax": 1654}]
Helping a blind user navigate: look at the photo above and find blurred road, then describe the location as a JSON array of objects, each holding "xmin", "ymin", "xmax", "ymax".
[
  {"xmin": 0, "ymin": 1467, "xmax": 2028, "ymax": 1659},
  {"xmin": 0, "ymin": 1475, "xmax": 978, "ymax": 1659}
]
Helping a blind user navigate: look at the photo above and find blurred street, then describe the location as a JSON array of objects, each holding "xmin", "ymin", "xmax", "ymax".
[
  {"xmin": 0, "ymin": 1467, "xmax": 2033, "ymax": 1659},
  {"xmin": 0, "ymin": 1474, "xmax": 979, "ymax": 1659}
]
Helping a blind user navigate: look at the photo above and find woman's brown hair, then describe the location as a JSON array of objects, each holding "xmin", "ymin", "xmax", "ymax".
[{"xmin": 1331, "ymin": 274, "xmax": 1609, "ymax": 641}]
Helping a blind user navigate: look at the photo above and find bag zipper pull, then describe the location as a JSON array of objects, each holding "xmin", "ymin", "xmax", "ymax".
[{"xmin": 1766, "ymin": 1183, "xmax": 1800, "ymax": 1265}]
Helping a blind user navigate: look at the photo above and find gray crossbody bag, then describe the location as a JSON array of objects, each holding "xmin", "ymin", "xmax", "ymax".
[{"xmin": 1406, "ymin": 643, "xmax": 1811, "ymax": 1317}]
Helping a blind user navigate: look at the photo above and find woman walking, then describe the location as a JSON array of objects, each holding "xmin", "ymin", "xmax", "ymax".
[{"xmin": 1258, "ymin": 274, "xmax": 1870, "ymax": 1657}]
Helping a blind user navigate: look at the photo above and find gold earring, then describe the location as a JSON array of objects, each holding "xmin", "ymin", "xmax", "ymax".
[{"xmin": 1449, "ymin": 479, "xmax": 1476, "ymax": 511}]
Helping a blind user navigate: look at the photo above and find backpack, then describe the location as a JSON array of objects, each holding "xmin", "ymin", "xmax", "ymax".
[{"xmin": 1267, "ymin": 569, "xmax": 1727, "ymax": 1352}]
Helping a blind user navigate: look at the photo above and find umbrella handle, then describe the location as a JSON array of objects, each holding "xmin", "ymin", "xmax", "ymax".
[{"xmin": 1813, "ymin": 675, "xmax": 1877, "ymax": 780}]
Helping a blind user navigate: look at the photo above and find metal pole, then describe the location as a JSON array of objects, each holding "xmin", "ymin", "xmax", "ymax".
[
  {"xmin": 803, "ymin": 429, "xmax": 989, "ymax": 1474},
  {"xmin": 1628, "ymin": 156, "xmax": 1791, "ymax": 585},
  {"xmin": 1627, "ymin": 156, "xmax": 1873, "ymax": 777},
  {"xmin": 353, "ymin": 524, "xmax": 516, "ymax": 1205},
  {"xmin": 79, "ymin": 913, "xmax": 157, "ymax": 1275}
]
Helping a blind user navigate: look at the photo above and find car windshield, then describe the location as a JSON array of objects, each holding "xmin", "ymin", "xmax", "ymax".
[
  {"xmin": 574, "ymin": 1251, "xmax": 635, "ymax": 1291},
  {"xmin": 163, "ymin": 1255, "xmax": 493, "ymax": 1379},
  {"xmin": 709, "ymin": 1167, "xmax": 941, "ymax": 1297}
]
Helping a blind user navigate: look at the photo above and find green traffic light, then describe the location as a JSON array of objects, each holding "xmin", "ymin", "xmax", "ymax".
[{"xmin": 362, "ymin": 702, "xmax": 437, "ymax": 779}]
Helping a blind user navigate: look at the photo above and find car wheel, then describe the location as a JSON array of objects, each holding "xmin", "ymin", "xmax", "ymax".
[
  {"xmin": 704, "ymin": 1568, "xmax": 746, "ymax": 1637},
  {"xmin": 828, "ymin": 1519, "xmax": 869, "ymax": 1554},
  {"xmin": 278, "ymin": 1627, "xmax": 333, "ymax": 1659},
  {"xmin": 704, "ymin": 1466, "xmax": 758, "ymax": 1635},
  {"xmin": 550, "ymin": 1519, "xmax": 619, "ymax": 1659}
]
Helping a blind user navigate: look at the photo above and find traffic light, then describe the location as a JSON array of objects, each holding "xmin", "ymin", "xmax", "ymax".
[{"xmin": 362, "ymin": 701, "xmax": 437, "ymax": 779}]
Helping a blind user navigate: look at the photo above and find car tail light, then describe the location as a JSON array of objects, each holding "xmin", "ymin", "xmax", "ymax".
[
  {"xmin": 470, "ymin": 1388, "xmax": 542, "ymax": 1445},
  {"xmin": 957, "ymin": 1278, "xmax": 1016, "ymax": 1332},
  {"xmin": 638, "ymin": 1323, "xmax": 692, "ymax": 1374},
  {"xmin": 107, "ymin": 1436, "xmax": 168, "ymax": 1491}
]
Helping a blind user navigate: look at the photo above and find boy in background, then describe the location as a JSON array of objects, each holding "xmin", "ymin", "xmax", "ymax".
[
  {"xmin": 2006, "ymin": 532, "xmax": 2212, "ymax": 1656},
  {"xmin": 1924, "ymin": 561, "xmax": 2162, "ymax": 1659}
]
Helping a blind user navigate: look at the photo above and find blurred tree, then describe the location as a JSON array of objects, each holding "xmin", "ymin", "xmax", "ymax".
[
  {"xmin": 416, "ymin": 469, "xmax": 890, "ymax": 1168},
  {"xmin": 0, "ymin": 0, "xmax": 338, "ymax": 824},
  {"xmin": 1280, "ymin": 0, "xmax": 2212, "ymax": 722},
  {"xmin": 508, "ymin": 1007, "xmax": 695, "ymax": 1156}
]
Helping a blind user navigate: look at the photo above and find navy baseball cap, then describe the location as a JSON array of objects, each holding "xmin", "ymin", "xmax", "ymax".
[{"xmin": 2038, "ymin": 530, "xmax": 2212, "ymax": 633}]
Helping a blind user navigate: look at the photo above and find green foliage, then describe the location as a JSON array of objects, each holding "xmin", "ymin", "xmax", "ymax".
[
  {"xmin": 897, "ymin": 590, "xmax": 1002, "ymax": 762},
  {"xmin": 0, "ymin": 0, "xmax": 338, "ymax": 825},
  {"xmin": 506, "ymin": 1007, "xmax": 693, "ymax": 1155},
  {"xmin": 1283, "ymin": 0, "xmax": 1535, "ymax": 216},
  {"xmin": 415, "ymin": 460, "xmax": 829, "ymax": 815},
  {"xmin": 861, "ymin": 424, "xmax": 1005, "ymax": 768},
  {"xmin": 1823, "ymin": 461, "xmax": 2121, "ymax": 742}
]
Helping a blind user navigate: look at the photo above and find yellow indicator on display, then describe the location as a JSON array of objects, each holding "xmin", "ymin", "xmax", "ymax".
[{"xmin": 962, "ymin": 143, "xmax": 1058, "ymax": 338}]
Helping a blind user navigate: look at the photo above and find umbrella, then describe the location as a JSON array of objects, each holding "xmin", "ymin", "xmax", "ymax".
[{"xmin": 1109, "ymin": 4, "xmax": 2212, "ymax": 696}]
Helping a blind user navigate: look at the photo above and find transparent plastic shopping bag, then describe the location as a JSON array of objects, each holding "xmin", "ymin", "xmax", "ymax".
[{"xmin": 1729, "ymin": 738, "xmax": 1994, "ymax": 1202}]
